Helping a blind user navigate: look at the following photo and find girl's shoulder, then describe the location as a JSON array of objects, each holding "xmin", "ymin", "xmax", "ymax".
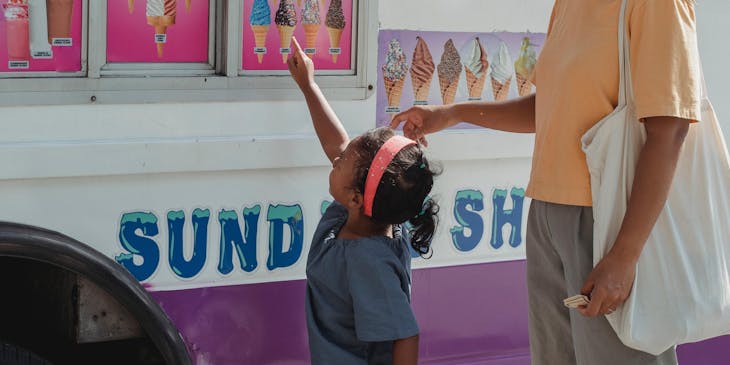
[
  {"xmin": 341, "ymin": 227, "xmax": 410, "ymax": 268},
  {"xmin": 312, "ymin": 202, "xmax": 348, "ymax": 245}
]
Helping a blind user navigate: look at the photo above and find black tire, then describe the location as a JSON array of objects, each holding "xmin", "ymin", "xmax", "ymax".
[
  {"xmin": 0, "ymin": 223, "xmax": 191, "ymax": 365},
  {"xmin": 0, "ymin": 342, "xmax": 53, "ymax": 365}
]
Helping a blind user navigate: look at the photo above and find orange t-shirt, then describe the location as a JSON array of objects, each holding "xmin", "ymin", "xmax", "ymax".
[{"xmin": 526, "ymin": 0, "xmax": 702, "ymax": 206}]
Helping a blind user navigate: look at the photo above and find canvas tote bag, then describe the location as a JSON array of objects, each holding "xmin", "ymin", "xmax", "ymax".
[{"xmin": 580, "ymin": 0, "xmax": 730, "ymax": 355}]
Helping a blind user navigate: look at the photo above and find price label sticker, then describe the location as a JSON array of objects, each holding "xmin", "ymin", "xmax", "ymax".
[
  {"xmin": 8, "ymin": 60, "xmax": 29, "ymax": 69},
  {"xmin": 52, "ymin": 38, "xmax": 73, "ymax": 46}
]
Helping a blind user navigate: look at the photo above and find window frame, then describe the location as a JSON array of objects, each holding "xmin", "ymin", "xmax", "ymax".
[{"xmin": 0, "ymin": 0, "xmax": 377, "ymax": 106}]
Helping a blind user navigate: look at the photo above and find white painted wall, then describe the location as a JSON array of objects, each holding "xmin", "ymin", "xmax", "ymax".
[{"xmin": 696, "ymin": 0, "xmax": 730, "ymax": 131}]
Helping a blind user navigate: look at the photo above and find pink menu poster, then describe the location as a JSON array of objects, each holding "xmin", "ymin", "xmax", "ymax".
[
  {"xmin": 107, "ymin": 0, "xmax": 209, "ymax": 63},
  {"xmin": 0, "ymin": 0, "xmax": 83, "ymax": 73},
  {"xmin": 242, "ymin": 0, "xmax": 352, "ymax": 71},
  {"xmin": 377, "ymin": 30, "xmax": 546, "ymax": 128}
]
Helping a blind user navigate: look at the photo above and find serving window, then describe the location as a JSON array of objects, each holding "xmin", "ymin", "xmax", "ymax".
[{"xmin": 0, "ymin": 0, "xmax": 376, "ymax": 105}]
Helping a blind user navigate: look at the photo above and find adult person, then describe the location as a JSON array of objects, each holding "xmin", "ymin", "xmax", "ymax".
[{"xmin": 390, "ymin": 1, "xmax": 701, "ymax": 364}]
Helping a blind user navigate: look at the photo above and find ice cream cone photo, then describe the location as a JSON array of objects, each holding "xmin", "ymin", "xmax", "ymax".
[
  {"xmin": 251, "ymin": 25, "xmax": 269, "ymax": 63},
  {"xmin": 325, "ymin": 0, "xmax": 345, "ymax": 62},
  {"xmin": 278, "ymin": 25, "xmax": 295, "ymax": 63},
  {"xmin": 491, "ymin": 76, "xmax": 512, "ymax": 102},
  {"xmin": 440, "ymin": 79, "xmax": 459, "ymax": 105},
  {"xmin": 384, "ymin": 78, "xmax": 405, "ymax": 109},
  {"xmin": 128, "ymin": 0, "xmax": 135, "ymax": 13},
  {"xmin": 516, "ymin": 74, "xmax": 531, "ymax": 96},
  {"xmin": 146, "ymin": 0, "xmax": 176, "ymax": 58},
  {"xmin": 146, "ymin": 18, "xmax": 171, "ymax": 58},
  {"xmin": 303, "ymin": 24, "xmax": 319, "ymax": 54},
  {"xmin": 249, "ymin": 0, "xmax": 272, "ymax": 64},
  {"xmin": 514, "ymin": 37, "xmax": 537, "ymax": 96},
  {"xmin": 465, "ymin": 69, "xmax": 487, "ymax": 99},
  {"xmin": 275, "ymin": 0, "xmax": 297, "ymax": 63},
  {"xmin": 410, "ymin": 36, "xmax": 435, "ymax": 103},
  {"xmin": 301, "ymin": 0, "xmax": 321, "ymax": 58},
  {"xmin": 460, "ymin": 37, "xmax": 489, "ymax": 100},
  {"xmin": 382, "ymin": 38, "xmax": 409, "ymax": 112},
  {"xmin": 490, "ymin": 41, "xmax": 514, "ymax": 101},
  {"xmin": 437, "ymin": 39, "xmax": 462, "ymax": 105},
  {"xmin": 326, "ymin": 27, "xmax": 343, "ymax": 62}
]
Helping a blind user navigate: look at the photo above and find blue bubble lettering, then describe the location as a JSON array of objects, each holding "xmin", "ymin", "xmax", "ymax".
[
  {"xmin": 450, "ymin": 190, "xmax": 485, "ymax": 252},
  {"xmin": 267, "ymin": 204, "xmax": 304, "ymax": 270},
  {"xmin": 116, "ymin": 212, "xmax": 160, "ymax": 281},
  {"xmin": 218, "ymin": 206, "xmax": 261, "ymax": 274},
  {"xmin": 320, "ymin": 200, "xmax": 332, "ymax": 215},
  {"xmin": 167, "ymin": 209, "xmax": 209, "ymax": 279},
  {"xmin": 491, "ymin": 188, "xmax": 525, "ymax": 249}
]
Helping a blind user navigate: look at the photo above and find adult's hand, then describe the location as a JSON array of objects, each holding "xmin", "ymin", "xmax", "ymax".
[
  {"xmin": 389, "ymin": 105, "xmax": 454, "ymax": 146},
  {"xmin": 578, "ymin": 252, "xmax": 636, "ymax": 317}
]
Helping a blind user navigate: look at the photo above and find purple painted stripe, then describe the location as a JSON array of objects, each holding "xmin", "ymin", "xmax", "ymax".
[{"xmin": 151, "ymin": 261, "xmax": 730, "ymax": 364}]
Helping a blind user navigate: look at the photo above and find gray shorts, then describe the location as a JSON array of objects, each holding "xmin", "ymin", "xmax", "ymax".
[{"xmin": 526, "ymin": 199, "xmax": 677, "ymax": 365}]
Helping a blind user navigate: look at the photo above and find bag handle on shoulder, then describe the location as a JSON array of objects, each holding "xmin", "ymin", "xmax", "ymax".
[{"xmin": 617, "ymin": 0, "xmax": 633, "ymax": 107}]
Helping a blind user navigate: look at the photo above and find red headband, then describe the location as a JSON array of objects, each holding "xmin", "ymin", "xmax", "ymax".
[{"xmin": 363, "ymin": 135, "xmax": 417, "ymax": 217}]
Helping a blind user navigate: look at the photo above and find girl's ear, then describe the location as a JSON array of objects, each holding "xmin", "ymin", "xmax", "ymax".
[{"xmin": 347, "ymin": 190, "xmax": 364, "ymax": 213}]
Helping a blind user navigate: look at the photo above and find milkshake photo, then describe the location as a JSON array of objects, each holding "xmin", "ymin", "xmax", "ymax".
[{"xmin": 3, "ymin": 0, "xmax": 30, "ymax": 62}]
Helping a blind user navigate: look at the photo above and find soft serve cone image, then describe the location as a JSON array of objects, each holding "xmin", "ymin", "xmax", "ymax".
[
  {"xmin": 437, "ymin": 39, "xmax": 462, "ymax": 105},
  {"xmin": 146, "ymin": 0, "xmax": 176, "ymax": 58},
  {"xmin": 515, "ymin": 37, "xmax": 537, "ymax": 96},
  {"xmin": 490, "ymin": 41, "xmax": 514, "ymax": 101},
  {"xmin": 185, "ymin": 0, "xmax": 191, "ymax": 11},
  {"xmin": 300, "ymin": 0, "xmax": 320, "ymax": 57},
  {"xmin": 275, "ymin": 0, "xmax": 297, "ymax": 63},
  {"xmin": 409, "ymin": 36, "xmax": 435, "ymax": 103},
  {"xmin": 461, "ymin": 37, "xmax": 489, "ymax": 100},
  {"xmin": 382, "ymin": 39, "xmax": 409, "ymax": 111},
  {"xmin": 128, "ymin": 0, "xmax": 135, "ymax": 13},
  {"xmin": 325, "ymin": 0, "xmax": 345, "ymax": 62},
  {"xmin": 46, "ymin": 0, "xmax": 74, "ymax": 44},
  {"xmin": 250, "ymin": 0, "xmax": 271, "ymax": 64}
]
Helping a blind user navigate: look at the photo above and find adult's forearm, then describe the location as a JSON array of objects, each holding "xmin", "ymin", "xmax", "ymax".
[
  {"xmin": 392, "ymin": 335, "xmax": 419, "ymax": 365},
  {"xmin": 610, "ymin": 117, "xmax": 690, "ymax": 262},
  {"xmin": 445, "ymin": 94, "xmax": 536, "ymax": 133},
  {"xmin": 301, "ymin": 83, "xmax": 350, "ymax": 162}
]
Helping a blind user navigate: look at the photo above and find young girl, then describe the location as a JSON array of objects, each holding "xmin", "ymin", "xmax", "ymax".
[{"xmin": 288, "ymin": 37, "xmax": 439, "ymax": 365}]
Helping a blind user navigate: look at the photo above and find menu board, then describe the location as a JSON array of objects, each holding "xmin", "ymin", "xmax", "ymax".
[
  {"xmin": 0, "ymin": 0, "xmax": 82, "ymax": 72},
  {"xmin": 376, "ymin": 30, "xmax": 546, "ymax": 128},
  {"xmin": 107, "ymin": 0, "xmax": 209, "ymax": 63},
  {"xmin": 242, "ymin": 0, "xmax": 352, "ymax": 71}
]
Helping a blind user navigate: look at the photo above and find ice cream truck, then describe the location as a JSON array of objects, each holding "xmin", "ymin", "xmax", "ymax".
[{"xmin": 1, "ymin": 0, "xmax": 729, "ymax": 364}]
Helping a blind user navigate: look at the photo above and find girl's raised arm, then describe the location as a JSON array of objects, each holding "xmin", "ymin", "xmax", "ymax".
[{"xmin": 288, "ymin": 37, "xmax": 349, "ymax": 163}]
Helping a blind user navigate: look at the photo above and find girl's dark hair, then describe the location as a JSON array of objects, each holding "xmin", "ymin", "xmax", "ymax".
[{"xmin": 351, "ymin": 127, "xmax": 441, "ymax": 257}]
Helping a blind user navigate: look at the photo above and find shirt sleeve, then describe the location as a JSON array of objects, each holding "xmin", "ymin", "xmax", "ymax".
[
  {"xmin": 629, "ymin": 0, "xmax": 702, "ymax": 122},
  {"xmin": 345, "ymin": 241, "xmax": 419, "ymax": 342}
]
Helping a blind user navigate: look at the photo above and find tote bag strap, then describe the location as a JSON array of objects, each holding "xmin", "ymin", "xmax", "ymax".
[
  {"xmin": 617, "ymin": 0, "xmax": 634, "ymax": 107},
  {"xmin": 699, "ymin": 63, "xmax": 709, "ymax": 101}
]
